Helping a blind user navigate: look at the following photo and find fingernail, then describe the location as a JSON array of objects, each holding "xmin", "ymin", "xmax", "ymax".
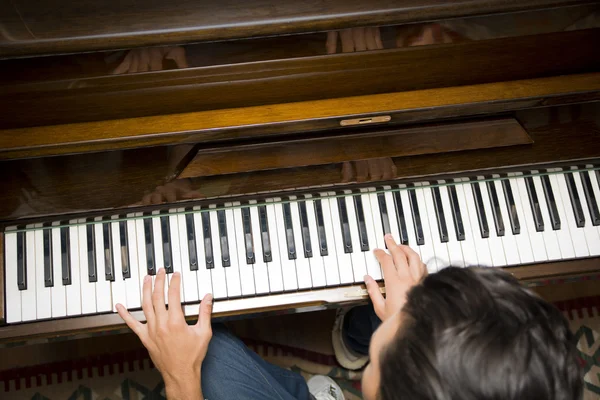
[
  {"xmin": 384, "ymin": 233, "xmax": 392, "ymax": 240},
  {"xmin": 116, "ymin": 303, "xmax": 123, "ymax": 311},
  {"xmin": 158, "ymin": 268, "xmax": 165, "ymax": 275},
  {"xmin": 144, "ymin": 275, "xmax": 150, "ymax": 283},
  {"xmin": 205, "ymin": 293, "xmax": 213, "ymax": 305},
  {"xmin": 364, "ymin": 275, "xmax": 373, "ymax": 284}
]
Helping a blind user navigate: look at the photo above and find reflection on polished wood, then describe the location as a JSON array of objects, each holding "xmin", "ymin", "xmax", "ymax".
[
  {"xmin": 1, "ymin": 73, "xmax": 598, "ymax": 160},
  {"xmin": 1, "ymin": 0, "xmax": 591, "ymax": 58},
  {"xmin": 179, "ymin": 118, "xmax": 532, "ymax": 178}
]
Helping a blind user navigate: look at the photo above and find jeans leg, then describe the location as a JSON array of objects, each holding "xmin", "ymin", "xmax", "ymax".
[
  {"xmin": 201, "ymin": 324, "xmax": 311, "ymax": 400},
  {"xmin": 342, "ymin": 304, "xmax": 381, "ymax": 356}
]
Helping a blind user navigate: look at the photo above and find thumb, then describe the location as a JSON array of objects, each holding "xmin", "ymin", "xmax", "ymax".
[
  {"xmin": 196, "ymin": 293, "xmax": 213, "ymax": 338},
  {"xmin": 364, "ymin": 275, "xmax": 386, "ymax": 321}
]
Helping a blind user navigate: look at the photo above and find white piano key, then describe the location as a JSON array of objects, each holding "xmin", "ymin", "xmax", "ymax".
[
  {"xmin": 232, "ymin": 202, "xmax": 257, "ymax": 296},
  {"xmin": 544, "ymin": 170, "xmax": 575, "ymax": 259},
  {"xmin": 414, "ymin": 183, "xmax": 439, "ymax": 272},
  {"xmin": 532, "ymin": 173, "xmax": 562, "ymax": 261},
  {"xmin": 344, "ymin": 190, "xmax": 368, "ymax": 283},
  {"xmin": 499, "ymin": 176, "xmax": 535, "ymax": 264},
  {"xmin": 360, "ymin": 189, "xmax": 383, "ymax": 280},
  {"xmin": 422, "ymin": 183, "xmax": 450, "ymax": 269},
  {"xmin": 51, "ymin": 222, "xmax": 67, "ymax": 318},
  {"xmin": 461, "ymin": 178, "xmax": 494, "ymax": 267},
  {"xmin": 438, "ymin": 183, "xmax": 465, "ymax": 267},
  {"xmin": 209, "ymin": 205, "xmax": 228, "ymax": 299},
  {"xmin": 94, "ymin": 217, "xmax": 112, "ymax": 313},
  {"xmin": 452, "ymin": 180, "xmax": 479, "ymax": 266},
  {"xmin": 34, "ymin": 225, "xmax": 52, "ymax": 320},
  {"xmin": 78, "ymin": 220, "xmax": 97, "ymax": 315},
  {"xmin": 5, "ymin": 229, "xmax": 21, "ymax": 323},
  {"xmin": 491, "ymin": 177, "xmax": 520, "ymax": 266},
  {"xmin": 572, "ymin": 167, "xmax": 600, "ymax": 255},
  {"xmin": 550, "ymin": 170, "xmax": 589, "ymax": 258},
  {"xmin": 124, "ymin": 215, "xmax": 142, "ymax": 309},
  {"xmin": 366, "ymin": 188, "xmax": 384, "ymax": 280},
  {"xmin": 288, "ymin": 196, "xmax": 313, "ymax": 289},
  {"xmin": 304, "ymin": 195, "xmax": 327, "ymax": 288},
  {"xmin": 224, "ymin": 203, "xmax": 242, "ymax": 297},
  {"xmin": 398, "ymin": 185, "xmax": 422, "ymax": 259},
  {"xmin": 177, "ymin": 210, "xmax": 199, "ymax": 303},
  {"xmin": 21, "ymin": 228, "xmax": 37, "ymax": 321},
  {"xmin": 477, "ymin": 177, "xmax": 507, "ymax": 267},
  {"xmin": 248, "ymin": 201, "xmax": 270, "ymax": 294},
  {"xmin": 512, "ymin": 173, "xmax": 548, "ymax": 262},
  {"xmin": 273, "ymin": 197, "xmax": 299, "ymax": 291},
  {"xmin": 110, "ymin": 217, "xmax": 127, "ymax": 311},
  {"xmin": 318, "ymin": 192, "xmax": 342, "ymax": 286},
  {"xmin": 134, "ymin": 213, "xmax": 149, "ymax": 301},
  {"xmin": 168, "ymin": 210, "xmax": 185, "ymax": 301},
  {"xmin": 327, "ymin": 191, "xmax": 355, "ymax": 284},
  {"xmin": 192, "ymin": 207, "xmax": 213, "ymax": 299},
  {"xmin": 67, "ymin": 221, "xmax": 82, "ymax": 316},
  {"xmin": 265, "ymin": 199, "xmax": 285, "ymax": 293}
]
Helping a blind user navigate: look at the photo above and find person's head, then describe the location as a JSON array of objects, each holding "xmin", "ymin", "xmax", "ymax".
[{"xmin": 362, "ymin": 267, "xmax": 583, "ymax": 400}]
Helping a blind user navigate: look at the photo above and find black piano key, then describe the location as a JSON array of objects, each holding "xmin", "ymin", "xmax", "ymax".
[
  {"xmin": 580, "ymin": 171, "xmax": 600, "ymax": 226},
  {"xmin": 185, "ymin": 212, "xmax": 198, "ymax": 270},
  {"xmin": 241, "ymin": 206, "xmax": 255, "ymax": 264},
  {"xmin": 542, "ymin": 174, "xmax": 562, "ymax": 230},
  {"xmin": 160, "ymin": 213, "xmax": 173, "ymax": 273},
  {"xmin": 501, "ymin": 179, "xmax": 520, "ymax": 235},
  {"xmin": 431, "ymin": 186, "xmax": 449, "ymax": 242},
  {"xmin": 377, "ymin": 192, "xmax": 391, "ymax": 236},
  {"xmin": 119, "ymin": 220, "xmax": 131, "ymax": 279},
  {"xmin": 408, "ymin": 187, "xmax": 425, "ymax": 246},
  {"xmin": 486, "ymin": 180, "xmax": 505, "ymax": 237},
  {"xmin": 258, "ymin": 205, "xmax": 273, "ymax": 262},
  {"xmin": 217, "ymin": 209, "xmax": 231, "ymax": 267},
  {"xmin": 525, "ymin": 176, "xmax": 544, "ymax": 232},
  {"xmin": 102, "ymin": 221, "xmax": 114, "ymax": 281},
  {"xmin": 314, "ymin": 198, "xmax": 328, "ymax": 257},
  {"xmin": 43, "ymin": 227, "xmax": 53, "ymax": 287},
  {"xmin": 392, "ymin": 191, "xmax": 409, "ymax": 245},
  {"xmin": 86, "ymin": 223, "xmax": 97, "ymax": 283},
  {"xmin": 61, "ymin": 225, "xmax": 72, "ymax": 285},
  {"xmin": 565, "ymin": 172, "xmax": 585, "ymax": 228},
  {"xmin": 298, "ymin": 201, "xmax": 313, "ymax": 258},
  {"xmin": 282, "ymin": 202, "xmax": 296, "ymax": 260},
  {"xmin": 16, "ymin": 230, "xmax": 26, "ymax": 290},
  {"xmin": 353, "ymin": 194, "xmax": 370, "ymax": 251},
  {"xmin": 471, "ymin": 181, "xmax": 490, "ymax": 238},
  {"xmin": 143, "ymin": 217, "xmax": 156, "ymax": 275},
  {"xmin": 337, "ymin": 196, "xmax": 353, "ymax": 253},
  {"xmin": 447, "ymin": 185, "xmax": 466, "ymax": 241},
  {"xmin": 201, "ymin": 212, "xmax": 214, "ymax": 269}
]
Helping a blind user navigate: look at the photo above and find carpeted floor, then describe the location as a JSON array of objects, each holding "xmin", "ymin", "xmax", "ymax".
[{"xmin": 1, "ymin": 283, "xmax": 600, "ymax": 400}]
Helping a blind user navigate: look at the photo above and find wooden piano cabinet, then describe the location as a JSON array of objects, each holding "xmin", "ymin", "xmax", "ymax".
[{"xmin": 178, "ymin": 118, "xmax": 533, "ymax": 178}]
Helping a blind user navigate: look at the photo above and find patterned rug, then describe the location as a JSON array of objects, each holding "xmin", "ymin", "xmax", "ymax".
[{"xmin": 1, "ymin": 296, "xmax": 599, "ymax": 400}]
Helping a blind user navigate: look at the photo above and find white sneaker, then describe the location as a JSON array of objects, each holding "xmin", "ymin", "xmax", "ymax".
[
  {"xmin": 331, "ymin": 308, "xmax": 369, "ymax": 370},
  {"xmin": 307, "ymin": 375, "xmax": 345, "ymax": 400}
]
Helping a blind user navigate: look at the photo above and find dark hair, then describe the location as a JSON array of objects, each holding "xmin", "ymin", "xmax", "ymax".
[{"xmin": 379, "ymin": 267, "xmax": 583, "ymax": 400}]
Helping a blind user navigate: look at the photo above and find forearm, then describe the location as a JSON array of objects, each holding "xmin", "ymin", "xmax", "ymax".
[{"xmin": 164, "ymin": 373, "xmax": 203, "ymax": 400}]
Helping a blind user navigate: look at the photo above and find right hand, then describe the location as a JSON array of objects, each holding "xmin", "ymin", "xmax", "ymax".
[
  {"xmin": 365, "ymin": 234, "xmax": 427, "ymax": 321},
  {"xmin": 326, "ymin": 27, "xmax": 383, "ymax": 54},
  {"xmin": 112, "ymin": 46, "xmax": 188, "ymax": 74}
]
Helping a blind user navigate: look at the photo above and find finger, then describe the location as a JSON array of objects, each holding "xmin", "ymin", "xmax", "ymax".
[
  {"xmin": 141, "ymin": 275, "xmax": 155, "ymax": 330},
  {"xmin": 138, "ymin": 48, "xmax": 150, "ymax": 72},
  {"xmin": 149, "ymin": 47, "xmax": 163, "ymax": 71},
  {"xmin": 166, "ymin": 47, "xmax": 189, "ymax": 69},
  {"xmin": 181, "ymin": 190, "xmax": 203, "ymax": 200},
  {"xmin": 382, "ymin": 158, "xmax": 397, "ymax": 180},
  {"xmin": 112, "ymin": 51, "xmax": 132, "ymax": 74},
  {"xmin": 152, "ymin": 268, "xmax": 168, "ymax": 321},
  {"xmin": 116, "ymin": 303, "xmax": 146, "ymax": 337},
  {"xmin": 354, "ymin": 160, "xmax": 369, "ymax": 182},
  {"xmin": 352, "ymin": 27, "xmax": 367, "ymax": 52},
  {"xmin": 326, "ymin": 31, "xmax": 338, "ymax": 54},
  {"xmin": 340, "ymin": 29, "xmax": 354, "ymax": 53},
  {"xmin": 365, "ymin": 27, "xmax": 377, "ymax": 50},
  {"xmin": 364, "ymin": 275, "xmax": 386, "ymax": 320},
  {"xmin": 196, "ymin": 293, "xmax": 214, "ymax": 338},
  {"xmin": 130, "ymin": 51, "xmax": 140, "ymax": 73},
  {"xmin": 341, "ymin": 161, "xmax": 354, "ymax": 183},
  {"xmin": 374, "ymin": 26, "xmax": 384, "ymax": 49},
  {"xmin": 368, "ymin": 158, "xmax": 383, "ymax": 180},
  {"xmin": 168, "ymin": 272, "xmax": 185, "ymax": 322},
  {"xmin": 374, "ymin": 247, "xmax": 396, "ymax": 283},
  {"xmin": 385, "ymin": 234, "xmax": 410, "ymax": 278},
  {"xmin": 155, "ymin": 185, "xmax": 176, "ymax": 203},
  {"xmin": 150, "ymin": 192, "xmax": 162, "ymax": 204},
  {"xmin": 142, "ymin": 193, "xmax": 153, "ymax": 205}
]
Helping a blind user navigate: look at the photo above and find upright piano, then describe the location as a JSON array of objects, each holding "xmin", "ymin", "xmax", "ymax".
[{"xmin": 1, "ymin": 0, "xmax": 599, "ymax": 343}]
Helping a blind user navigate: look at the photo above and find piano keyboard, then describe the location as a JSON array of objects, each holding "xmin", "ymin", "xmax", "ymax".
[{"xmin": 5, "ymin": 165, "xmax": 600, "ymax": 324}]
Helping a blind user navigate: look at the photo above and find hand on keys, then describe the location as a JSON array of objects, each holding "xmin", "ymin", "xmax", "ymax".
[{"xmin": 365, "ymin": 234, "xmax": 427, "ymax": 321}]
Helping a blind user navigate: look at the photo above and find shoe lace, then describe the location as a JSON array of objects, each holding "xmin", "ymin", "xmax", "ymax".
[{"xmin": 314, "ymin": 385, "xmax": 340, "ymax": 400}]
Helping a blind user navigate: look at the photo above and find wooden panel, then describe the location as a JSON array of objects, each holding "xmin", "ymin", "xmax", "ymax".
[
  {"xmin": 2, "ymin": 28, "xmax": 598, "ymax": 129},
  {"xmin": 179, "ymin": 118, "xmax": 532, "ymax": 178},
  {"xmin": 0, "ymin": 0, "xmax": 591, "ymax": 58},
  {"xmin": 505, "ymin": 258, "xmax": 600, "ymax": 281},
  {"xmin": 0, "ymin": 73, "xmax": 598, "ymax": 161}
]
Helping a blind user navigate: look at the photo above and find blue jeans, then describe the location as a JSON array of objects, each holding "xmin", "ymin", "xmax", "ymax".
[{"xmin": 201, "ymin": 305, "xmax": 380, "ymax": 400}]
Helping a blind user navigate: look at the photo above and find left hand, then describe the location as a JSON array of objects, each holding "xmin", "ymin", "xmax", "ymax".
[
  {"xmin": 117, "ymin": 269, "xmax": 213, "ymax": 399},
  {"xmin": 112, "ymin": 46, "xmax": 189, "ymax": 74}
]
